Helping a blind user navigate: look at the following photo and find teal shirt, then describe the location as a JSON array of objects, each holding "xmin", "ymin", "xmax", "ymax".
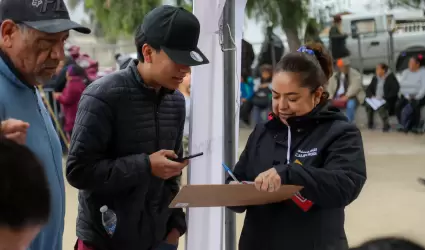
[{"xmin": 0, "ymin": 57, "xmax": 64, "ymax": 250}]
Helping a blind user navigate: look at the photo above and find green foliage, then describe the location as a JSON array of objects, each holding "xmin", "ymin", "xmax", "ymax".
[
  {"xmin": 304, "ymin": 18, "xmax": 323, "ymax": 44},
  {"xmin": 388, "ymin": 0, "xmax": 423, "ymax": 8},
  {"xmin": 246, "ymin": 0, "xmax": 308, "ymax": 29},
  {"xmin": 67, "ymin": 0, "xmax": 81, "ymax": 10},
  {"xmin": 245, "ymin": 0, "xmax": 309, "ymax": 50},
  {"xmin": 83, "ymin": 0, "xmax": 162, "ymax": 40},
  {"xmin": 176, "ymin": 0, "xmax": 193, "ymax": 11},
  {"xmin": 67, "ymin": 0, "xmax": 193, "ymax": 40}
]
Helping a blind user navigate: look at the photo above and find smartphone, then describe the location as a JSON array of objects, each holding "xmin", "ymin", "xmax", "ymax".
[{"xmin": 175, "ymin": 152, "xmax": 203, "ymax": 162}]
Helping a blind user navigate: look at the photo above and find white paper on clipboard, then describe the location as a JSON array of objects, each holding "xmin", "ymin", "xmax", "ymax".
[{"xmin": 365, "ymin": 97, "xmax": 386, "ymax": 111}]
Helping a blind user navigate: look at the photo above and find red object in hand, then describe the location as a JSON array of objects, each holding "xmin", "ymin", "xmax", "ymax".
[
  {"xmin": 331, "ymin": 99, "xmax": 347, "ymax": 109},
  {"xmin": 291, "ymin": 192, "xmax": 313, "ymax": 212}
]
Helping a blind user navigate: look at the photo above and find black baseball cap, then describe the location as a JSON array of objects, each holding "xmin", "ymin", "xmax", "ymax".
[
  {"xmin": 139, "ymin": 5, "xmax": 209, "ymax": 66},
  {"xmin": 0, "ymin": 0, "xmax": 91, "ymax": 34}
]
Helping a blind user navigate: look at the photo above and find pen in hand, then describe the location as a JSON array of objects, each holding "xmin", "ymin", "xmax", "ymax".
[{"xmin": 222, "ymin": 163, "xmax": 240, "ymax": 183}]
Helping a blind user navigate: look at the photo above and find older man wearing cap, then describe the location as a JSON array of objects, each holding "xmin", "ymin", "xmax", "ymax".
[
  {"xmin": 66, "ymin": 5, "xmax": 208, "ymax": 250},
  {"xmin": 327, "ymin": 58, "xmax": 365, "ymax": 122},
  {"xmin": 0, "ymin": 0, "xmax": 90, "ymax": 249}
]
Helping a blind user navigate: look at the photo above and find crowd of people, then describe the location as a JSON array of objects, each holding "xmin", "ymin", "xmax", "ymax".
[
  {"xmin": 240, "ymin": 14, "xmax": 425, "ymax": 134},
  {"xmin": 0, "ymin": 1, "xmax": 424, "ymax": 250},
  {"xmin": 240, "ymin": 54, "xmax": 425, "ymax": 133}
]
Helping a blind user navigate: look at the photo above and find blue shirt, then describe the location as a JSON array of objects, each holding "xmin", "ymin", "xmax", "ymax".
[
  {"xmin": 0, "ymin": 56, "xmax": 64, "ymax": 250},
  {"xmin": 241, "ymin": 76, "xmax": 254, "ymax": 100}
]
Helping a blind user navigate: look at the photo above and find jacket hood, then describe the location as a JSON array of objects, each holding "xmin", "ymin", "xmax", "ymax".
[
  {"xmin": 266, "ymin": 101, "xmax": 348, "ymax": 130},
  {"xmin": 0, "ymin": 50, "xmax": 30, "ymax": 90}
]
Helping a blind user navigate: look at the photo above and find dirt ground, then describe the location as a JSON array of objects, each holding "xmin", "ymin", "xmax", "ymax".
[{"xmin": 62, "ymin": 128, "xmax": 425, "ymax": 249}]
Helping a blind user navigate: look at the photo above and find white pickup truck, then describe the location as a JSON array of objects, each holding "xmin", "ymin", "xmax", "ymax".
[{"xmin": 341, "ymin": 12, "xmax": 425, "ymax": 73}]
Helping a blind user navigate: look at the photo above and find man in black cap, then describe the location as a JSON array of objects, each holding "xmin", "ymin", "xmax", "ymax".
[
  {"xmin": 0, "ymin": 0, "xmax": 90, "ymax": 250},
  {"xmin": 66, "ymin": 5, "xmax": 208, "ymax": 250}
]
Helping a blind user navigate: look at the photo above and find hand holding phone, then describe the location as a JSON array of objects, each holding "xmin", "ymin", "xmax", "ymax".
[
  {"xmin": 149, "ymin": 150, "xmax": 187, "ymax": 180},
  {"xmin": 173, "ymin": 152, "xmax": 203, "ymax": 162}
]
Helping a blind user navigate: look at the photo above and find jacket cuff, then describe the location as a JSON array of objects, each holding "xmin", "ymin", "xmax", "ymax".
[
  {"xmin": 167, "ymin": 210, "xmax": 187, "ymax": 236},
  {"xmin": 144, "ymin": 154, "xmax": 151, "ymax": 172},
  {"xmin": 274, "ymin": 164, "xmax": 289, "ymax": 184}
]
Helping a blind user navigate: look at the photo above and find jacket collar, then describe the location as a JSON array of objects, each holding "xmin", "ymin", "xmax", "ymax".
[
  {"xmin": 0, "ymin": 49, "xmax": 34, "ymax": 90},
  {"xmin": 127, "ymin": 59, "xmax": 174, "ymax": 95},
  {"xmin": 265, "ymin": 102, "xmax": 331, "ymax": 130}
]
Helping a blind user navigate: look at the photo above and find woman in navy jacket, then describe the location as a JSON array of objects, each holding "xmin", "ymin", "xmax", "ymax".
[{"xmin": 228, "ymin": 43, "xmax": 367, "ymax": 250}]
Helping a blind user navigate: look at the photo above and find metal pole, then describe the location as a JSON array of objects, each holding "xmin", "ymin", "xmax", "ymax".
[
  {"xmin": 357, "ymin": 34, "xmax": 363, "ymax": 83},
  {"xmin": 388, "ymin": 30, "xmax": 396, "ymax": 71},
  {"xmin": 223, "ymin": 0, "xmax": 236, "ymax": 249}
]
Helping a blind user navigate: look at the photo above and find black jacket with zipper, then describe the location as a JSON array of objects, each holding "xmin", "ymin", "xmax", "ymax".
[
  {"xmin": 66, "ymin": 60, "xmax": 186, "ymax": 250},
  {"xmin": 228, "ymin": 103, "xmax": 367, "ymax": 250}
]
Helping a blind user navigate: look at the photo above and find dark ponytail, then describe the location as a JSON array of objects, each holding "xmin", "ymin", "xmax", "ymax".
[{"xmin": 275, "ymin": 42, "xmax": 333, "ymax": 103}]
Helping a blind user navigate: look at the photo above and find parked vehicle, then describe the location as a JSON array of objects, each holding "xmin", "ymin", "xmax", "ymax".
[{"xmin": 341, "ymin": 11, "xmax": 425, "ymax": 73}]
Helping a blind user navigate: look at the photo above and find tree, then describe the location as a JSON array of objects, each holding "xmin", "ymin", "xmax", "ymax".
[
  {"xmin": 388, "ymin": 0, "xmax": 423, "ymax": 8},
  {"xmin": 176, "ymin": 0, "xmax": 193, "ymax": 11},
  {"xmin": 304, "ymin": 18, "xmax": 323, "ymax": 44},
  {"xmin": 66, "ymin": 0, "xmax": 192, "ymax": 40},
  {"xmin": 246, "ymin": 0, "xmax": 309, "ymax": 51}
]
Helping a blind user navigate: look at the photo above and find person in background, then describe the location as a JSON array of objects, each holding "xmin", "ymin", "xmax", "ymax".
[
  {"xmin": 254, "ymin": 26, "xmax": 284, "ymax": 77},
  {"xmin": 45, "ymin": 56, "xmax": 76, "ymax": 154},
  {"xmin": 395, "ymin": 55, "xmax": 425, "ymax": 132},
  {"xmin": 227, "ymin": 43, "xmax": 366, "ymax": 250},
  {"xmin": 178, "ymin": 71, "xmax": 191, "ymax": 157},
  {"xmin": 350, "ymin": 237, "xmax": 425, "ymax": 250},
  {"xmin": 365, "ymin": 63, "xmax": 400, "ymax": 131},
  {"xmin": 328, "ymin": 58, "xmax": 365, "ymax": 123},
  {"xmin": 0, "ymin": 137, "xmax": 51, "ymax": 250},
  {"xmin": 0, "ymin": 0, "xmax": 90, "ymax": 249},
  {"xmin": 241, "ymin": 38, "xmax": 255, "ymax": 77},
  {"xmin": 329, "ymin": 15, "xmax": 350, "ymax": 62},
  {"xmin": 240, "ymin": 69, "xmax": 254, "ymax": 125},
  {"xmin": 241, "ymin": 69, "xmax": 255, "ymax": 103},
  {"xmin": 252, "ymin": 64, "xmax": 273, "ymax": 124},
  {"xmin": 54, "ymin": 65, "xmax": 88, "ymax": 140},
  {"xmin": 53, "ymin": 55, "xmax": 76, "ymax": 92}
]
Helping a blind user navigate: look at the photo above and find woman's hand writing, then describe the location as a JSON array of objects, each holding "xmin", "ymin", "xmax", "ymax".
[{"xmin": 254, "ymin": 168, "xmax": 281, "ymax": 192}]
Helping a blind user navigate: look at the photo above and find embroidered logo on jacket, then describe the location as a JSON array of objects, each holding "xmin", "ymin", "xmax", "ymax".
[{"xmin": 294, "ymin": 148, "xmax": 317, "ymax": 158}]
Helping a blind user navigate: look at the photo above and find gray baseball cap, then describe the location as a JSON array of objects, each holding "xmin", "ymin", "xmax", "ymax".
[{"xmin": 0, "ymin": 0, "xmax": 91, "ymax": 34}]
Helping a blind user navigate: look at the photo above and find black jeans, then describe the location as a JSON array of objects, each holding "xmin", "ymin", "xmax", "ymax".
[
  {"xmin": 365, "ymin": 103, "xmax": 390, "ymax": 128},
  {"xmin": 395, "ymin": 96, "xmax": 425, "ymax": 129}
]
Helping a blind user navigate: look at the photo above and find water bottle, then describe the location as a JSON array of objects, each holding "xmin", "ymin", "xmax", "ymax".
[{"xmin": 100, "ymin": 205, "xmax": 117, "ymax": 237}]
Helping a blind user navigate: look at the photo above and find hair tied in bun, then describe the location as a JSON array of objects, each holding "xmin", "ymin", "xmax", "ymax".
[{"xmin": 297, "ymin": 46, "xmax": 315, "ymax": 56}]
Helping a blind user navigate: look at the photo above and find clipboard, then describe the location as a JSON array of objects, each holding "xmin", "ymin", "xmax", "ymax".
[{"xmin": 169, "ymin": 184, "xmax": 303, "ymax": 208}]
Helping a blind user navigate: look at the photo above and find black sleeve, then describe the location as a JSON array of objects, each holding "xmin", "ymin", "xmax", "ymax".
[
  {"xmin": 275, "ymin": 125, "xmax": 367, "ymax": 208},
  {"xmin": 365, "ymin": 77, "xmax": 376, "ymax": 98},
  {"xmin": 166, "ymin": 107, "xmax": 187, "ymax": 236},
  {"xmin": 387, "ymin": 73, "xmax": 400, "ymax": 98},
  {"xmin": 225, "ymin": 126, "xmax": 258, "ymax": 213},
  {"xmin": 66, "ymin": 93, "xmax": 152, "ymax": 195}
]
